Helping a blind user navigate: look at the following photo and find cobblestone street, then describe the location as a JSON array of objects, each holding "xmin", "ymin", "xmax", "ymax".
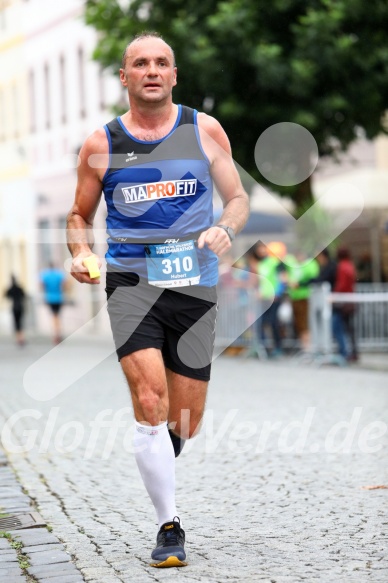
[{"xmin": 0, "ymin": 337, "xmax": 387, "ymax": 583}]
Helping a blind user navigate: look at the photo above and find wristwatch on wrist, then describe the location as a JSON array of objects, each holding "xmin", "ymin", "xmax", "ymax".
[{"xmin": 217, "ymin": 224, "xmax": 235, "ymax": 242}]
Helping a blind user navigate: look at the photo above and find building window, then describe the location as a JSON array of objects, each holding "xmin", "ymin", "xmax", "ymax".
[
  {"xmin": 0, "ymin": 88, "xmax": 5, "ymax": 141},
  {"xmin": 29, "ymin": 70, "xmax": 36, "ymax": 132},
  {"xmin": 0, "ymin": 8, "xmax": 6, "ymax": 31},
  {"xmin": 38, "ymin": 218, "xmax": 51, "ymax": 267},
  {"xmin": 44, "ymin": 63, "xmax": 51, "ymax": 129},
  {"xmin": 78, "ymin": 47, "xmax": 86, "ymax": 118},
  {"xmin": 59, "ymin": 54, "xmax": 67, "ymax": 124},
  {"xmin": 12, "ymin": 82, "xmax": 19, "ymax": 138},
  {"xmin": 58, "ymin": 216, "xmax": 68, "ymax": 266}
]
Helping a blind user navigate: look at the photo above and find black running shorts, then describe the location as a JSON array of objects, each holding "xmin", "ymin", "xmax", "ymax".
[
  {"xmin": 48, "ymin": 303, "xmax": 62, "ymax": 315},
  {"xmin": 105, "ymin": 271, "xmax": 218, "ymax": 381}
]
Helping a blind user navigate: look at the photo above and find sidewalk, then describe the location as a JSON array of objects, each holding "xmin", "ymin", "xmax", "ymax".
[
  {"xmin": 0, "ymin": 449, "xmax": 83, "ymax": 582},
  {"xmin": 0, "ymin": 337, "xmax": 387, "ymax": 582}
]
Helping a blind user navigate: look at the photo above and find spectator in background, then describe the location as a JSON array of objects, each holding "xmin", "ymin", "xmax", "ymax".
[
  {"xmin": 313, "ymin": 248, "xmax": 337, "ymax": 288},
  {"xmin": 4, "ymin": 275, "xmax": 26, "ymax": 346},
  {"xmin": 253, "ymin": 241, "xmax": 287, "ymax": 357},
  {"xmin": 333, "ymin": 247, "xmax": 358, "ymax": 362},
  {"xmin": 218, "ymin": 253, "xmax": 257, "ymax": 297},
  {"xmin": 286, "ymin": 251, "xmax": 320, "ymax": 352},
  {"xmin": 40, "ymin": 263, "xmax": 66, "ymax": 344}
]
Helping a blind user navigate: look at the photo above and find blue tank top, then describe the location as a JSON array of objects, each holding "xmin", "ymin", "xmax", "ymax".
[{"xmin": 102, "ymin": 105, "xmax": 218, "ymax": 287}]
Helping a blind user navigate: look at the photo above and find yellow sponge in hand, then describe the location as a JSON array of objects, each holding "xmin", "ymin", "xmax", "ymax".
[{"xmin": 83, "ymin": 256, "xmax": 101, "ymax": 279}]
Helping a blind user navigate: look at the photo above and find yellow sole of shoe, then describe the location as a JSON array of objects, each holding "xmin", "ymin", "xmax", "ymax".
[{"xmin": 150, "ymin": 556, "xmax": 187, "ymax": 568}]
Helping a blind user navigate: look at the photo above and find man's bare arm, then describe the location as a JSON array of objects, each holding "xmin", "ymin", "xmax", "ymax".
[
  {"xmin": 196, "ymin": 113, "xmax": 249, "ymax": 256},
  {"xmin": 66, "ymin": 129, "xmax": 108, "ymax": 284}
]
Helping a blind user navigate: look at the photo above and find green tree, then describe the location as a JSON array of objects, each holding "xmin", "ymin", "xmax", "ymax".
[{"xmin": 85, "ymin": 0, "xmax": 388, "ymax": 209}]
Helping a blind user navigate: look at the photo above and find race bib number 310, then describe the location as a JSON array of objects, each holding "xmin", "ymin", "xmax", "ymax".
[{"xmin": 145, "ymin": 240, "xmax": 201, "ymax": 288}]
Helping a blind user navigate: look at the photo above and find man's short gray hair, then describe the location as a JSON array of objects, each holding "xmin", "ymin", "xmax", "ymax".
[{"xmin": 121, "ymin": 32, "xmax": 176, "ymax": 68}]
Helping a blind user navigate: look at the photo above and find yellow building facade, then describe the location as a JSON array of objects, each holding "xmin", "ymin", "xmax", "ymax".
[{"xmin": 0, "ymin": 0, "xmax": 36, "ymax": 331}]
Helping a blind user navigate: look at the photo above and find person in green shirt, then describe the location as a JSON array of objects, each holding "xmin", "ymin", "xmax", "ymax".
[
  {"xmin": 286, "ymin": 251, "xmax": 320, "ymax": 351},
  {"xmin": 253, "ymin": 242, "xmax": 288, "ymax": 356}
]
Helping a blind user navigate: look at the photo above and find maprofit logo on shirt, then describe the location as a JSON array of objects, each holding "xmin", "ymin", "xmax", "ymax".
[{"xmin": 122, "ymin": 178, "xmax": 197, "ymax": 204}]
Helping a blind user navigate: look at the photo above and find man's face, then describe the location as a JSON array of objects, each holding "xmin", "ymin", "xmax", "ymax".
[{"xmin": 120, "ymin": 38, "xmax": 177, "ymax": 104}]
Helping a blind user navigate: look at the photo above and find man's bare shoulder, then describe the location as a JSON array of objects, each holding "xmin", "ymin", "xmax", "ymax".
[
  {"xmin": 197, "ymin": 112, "xmax": 231, "ymax": 154},
  {"xmin": 80, "ymin": 127, "xmax": 109, "ymax": 156},
  {"xmin": 197, "ymin": 112, "xmax": 223, "ymax": 136},
  {"xmin": 77, "ymin": 128, "xmax": 109, "ymax": 181}
]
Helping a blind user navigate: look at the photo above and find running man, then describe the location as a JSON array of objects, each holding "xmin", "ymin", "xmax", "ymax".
[{"xmin": 67, "ymin": 32, "xmax": 249, "ymax": 567}]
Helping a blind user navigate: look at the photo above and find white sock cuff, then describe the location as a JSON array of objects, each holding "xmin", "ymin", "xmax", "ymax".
[{"xmin": 134, "ymin": 420, "xmax": 167, "ymax": 437}]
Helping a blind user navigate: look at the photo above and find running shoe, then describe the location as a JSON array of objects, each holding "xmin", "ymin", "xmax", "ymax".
[{"xmin": 150, "ymin": 516, "xmax": 187, "ymax": 567}]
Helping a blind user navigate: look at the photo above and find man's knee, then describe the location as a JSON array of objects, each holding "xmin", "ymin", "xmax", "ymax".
[
  {"xmin": 172, "ymin": 414, "xmax": 203, "ymax": 440},
  {"xmin": 135, "ymin": 387, "xmax": 167, "ymax": 424},
  {"xmin": 137, "ymin": 391, "xmax": 161, "ymax": 412}
]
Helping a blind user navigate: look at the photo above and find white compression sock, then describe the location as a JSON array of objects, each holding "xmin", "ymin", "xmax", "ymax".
[{"xmin": 133, "ymin": 420, "xmax": 178, "ymax": 527}]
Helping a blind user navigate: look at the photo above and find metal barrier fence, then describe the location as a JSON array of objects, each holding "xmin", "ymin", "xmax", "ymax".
[
  {"xmin": 216, "ymin": 283, "xmax": 388, "ymax": 354},
  {"xmin": 353, "ymin": 283, "xmax": 388, "ymax": 350},
  {"xmin": 215, "ymin": 288, "xmax": 291, "ymax": 357},
  {"xmin": 309, "ymin": 283, "xmax": 388, "ymax": 354},
  {"xmin": 215, "ymin": 287, "xmax": 260, "ymax": 351}
]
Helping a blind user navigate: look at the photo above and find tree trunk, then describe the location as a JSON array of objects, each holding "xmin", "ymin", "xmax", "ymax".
[{"xmin": 293, "ymin": 175, "xmax": 314, "ymax": 215}]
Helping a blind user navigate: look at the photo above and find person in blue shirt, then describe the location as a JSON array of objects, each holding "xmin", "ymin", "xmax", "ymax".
[
  {"xmin": 66, "ymin": 32, "xmax": 249, "ymax": 568},
  {"xmin": 40, "ymin": 263, "xmax": 66, "ymax": 344}
]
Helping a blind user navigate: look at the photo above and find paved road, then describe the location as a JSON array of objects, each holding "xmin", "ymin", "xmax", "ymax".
[{"xmin": 0, "ymin": 338, "xmax": 387, "ymax": 582}]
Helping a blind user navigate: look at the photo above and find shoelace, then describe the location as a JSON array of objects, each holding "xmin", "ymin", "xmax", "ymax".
[{"xmin": 160, "ymin": 524, "xmax": 183, "ymax": 546}]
